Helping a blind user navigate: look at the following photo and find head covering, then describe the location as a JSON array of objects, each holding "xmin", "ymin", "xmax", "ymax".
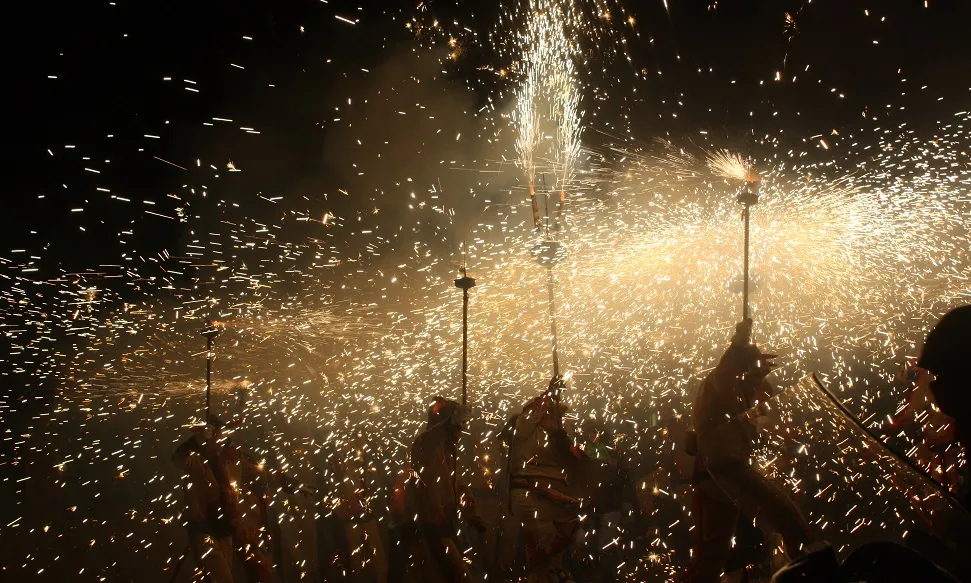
[
  {"xmin": 918, "ymin": 306, "xmax": 971, "ymax": 422},
  {"xmin": 207, "ymin": 413, "xmax": 226, "ymax": 430},
  {"xmin": 724, "ymin": 319, "xmax": 763, "ymax": 376},
  {"xmin": 918, "ymin": 306, "xmax": 971, "ymax": 381},
  {"xmin": 731, "ymin": 318, "xmax": 753, "ymax": 346},
  {"xmin": 426, "ymin": 397, "xmax": 468, "ymax": 430},
  {"xmin": 189, "ymin": 413, "xmax": 241, "ymax": 437}
]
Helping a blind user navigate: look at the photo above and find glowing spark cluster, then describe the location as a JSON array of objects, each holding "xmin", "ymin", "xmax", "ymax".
[{"xmin": 513, "ymin": 0, "xmax": 586, "ymax": 228}]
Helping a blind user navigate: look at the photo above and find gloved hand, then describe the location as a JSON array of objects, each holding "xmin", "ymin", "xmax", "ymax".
[
  {"xmin": 528, "ymin": 376, "xmax": 563, "ymax": 405},
  {"xmin": 731, "ymin": 318, "xmax": 754, "ymax": 347},
  {"xmin": 748, "ymin": 349, "xmax": 778, "ymax": 382},
  {"xmin": 729, "ymin": 319, "xmax": 777, "ymax": 380},
  {"xmin": 467, "ymin": 514, "xmax": 487, "ymax": 534},
  {"xmin": 187, "ymin": 432, "xmax": 207, "ymax": 451},
  {"xmin": 731, "ymin": 342, "xmax": 777, "ymax": 383}
]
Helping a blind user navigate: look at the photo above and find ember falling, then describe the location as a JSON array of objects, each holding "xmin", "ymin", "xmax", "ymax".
[{"xmin": 3, "ymin": 1, "xmax": 970, "ymax": 582}]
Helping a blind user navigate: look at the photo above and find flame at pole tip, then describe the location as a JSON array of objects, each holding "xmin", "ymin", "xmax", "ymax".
[{"xmin": 707, "ymin": 148, "xmax": 748, "ymax": 181}]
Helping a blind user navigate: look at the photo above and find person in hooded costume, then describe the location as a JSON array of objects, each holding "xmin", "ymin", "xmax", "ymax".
[
  {"xmin": 917, "ymin": 305, "xmax": 971, "ymax": 505},
  {"xmin": 388, "ymin": 458, "xmax": 414, "ymax": 583},
  {"xmin": 508, "ymin": 376, "xmax": 586, "ymax": 583},
  {"xmin": 334, "ymin": 452, "xmax": 388, "ymax": 583},
  {"xmin": 901, "ymin": 306, "xmax": 971, "ymax": 581},
  {"xmin": 679, "ymin": 319, "xmax": 814, "ymax": 583},
  {"xmin": 579, "ymin": 420, "xmax": 627, "ymax": 583},
  {"xmin": 407, "ymin": 397, "xmax": 485, "ymax": 583},
  {"xmin": 173, "ymin": 414, "xmax": 303, "ymax": 583},
  {"xmin": 173, "ymin": 415, "xmax": 238, "ymax": 583}
]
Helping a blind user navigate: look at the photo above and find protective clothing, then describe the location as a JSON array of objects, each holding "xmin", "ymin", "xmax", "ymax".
[
  {"xmin": 465, "ymin": 435, "xmax": 503, "ymax": 577},
  {"xmin": 389, "ymin": 464, "xmax": 415, "ymax": 583},
  {"xmin": 919, "ymin": 305, "xmax": 971, "ymax": 454},
  {"xmin": 189, "ymin": 532, "xmax": 235, "ymax": 583},
  {"xmin": 508, "ymin": 380, "xmax": 584, "ymax": 583},
  {"xmin": 175, "ymin": 441, "xmax": 236, "ymax": 583},
  {"xmin": 173, "ymin": 420, "xmax": 290, "ymax": 583},
  {"xmin": 407, "ymin": 397, "xmax": 480, "ymax": 583},
  {"xmin": 681, "ymin": 322, "xmax": 812, "ymax": 583},
  {"xmin": 220, "ymin": 443, "xmax": 277, "ymax": 583},
  {"xmin": 332, "ymin": 458, "xmax": 388, "ymax": 583}
]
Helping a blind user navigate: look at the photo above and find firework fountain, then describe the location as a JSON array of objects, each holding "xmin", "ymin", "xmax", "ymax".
[{"xmin": 514, "ymin": 0, "xmax": 583, "ymax": 232}]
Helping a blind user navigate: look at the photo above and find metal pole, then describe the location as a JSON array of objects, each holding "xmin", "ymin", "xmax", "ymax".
[
  {"xmin": 743, "ymin": 203, "xmax": 751, "ymax": 321},
  {"xmin": 810, "ymin": 373, "xmax": 966, "ymax": 504},
  {"xmin": 454, "ymin": 271, "xmax": 476, "ymax": 406},
  {"xmin": 461, "ymin": 285, "xmax": 469, "ymax": 406},
  {"xmin": 737, "ymin": 170, "xmax": 760, "ymax": 321},
  {"xmin": 534, "ymin": 236, "xmax": 563, "ymax": 380},
  {"xmin": 548, "ymin": 265, "xmax": 559, "ymax": 378},
  {"xmin": 201, "ymin": 323, "xmax": 221, "ymax": 421},
  {"xmin": 206, "ymin": 334, "xmax": 213, "ymax": 419}
]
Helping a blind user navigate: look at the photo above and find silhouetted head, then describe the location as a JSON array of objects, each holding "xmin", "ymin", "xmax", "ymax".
[
  {"xmin": 427, "ymin": 397, "xmax": 468, "ymax": 443},
  {"xmin": 919, "ymin": 306, "xmax": 971, "ymax": 445}
]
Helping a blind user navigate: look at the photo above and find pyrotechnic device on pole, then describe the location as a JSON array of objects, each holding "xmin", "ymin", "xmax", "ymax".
[
  {"xmin": 200, "ymin": 322, "xmax": 222, "ymax": 421},
  {"xmin": 737, "ymin": 166, "xmax": 761, "ymax": 321},
  {"xmin": 532, "ymin": 239, "xmax": 565, "ymax": 378},
  {"xmin": 454, "ymin": 266, "xmax": 476, "ymax": 407}
]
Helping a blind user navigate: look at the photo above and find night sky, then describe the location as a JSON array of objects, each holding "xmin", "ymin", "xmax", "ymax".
[{"xmin": 9, "ymin": 0, "xmax": 971, "ymax": 267}]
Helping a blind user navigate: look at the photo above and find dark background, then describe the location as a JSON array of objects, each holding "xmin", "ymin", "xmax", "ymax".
[{"xmin": 7, "ymin": 0, "xmax": 971, "ymax": 271}]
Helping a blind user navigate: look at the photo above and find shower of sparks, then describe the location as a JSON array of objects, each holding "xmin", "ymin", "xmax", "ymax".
[
  {"xmin": 513, "ymin": 0, "xmax": 588, "ymax": 228},
  {"xmin": 706, "ymin": 148, "xmax": 749, "ymax": 181},
  {"xmin": 1, "ymin": 1, "xmax": 970, "ymax": 581},
  {"xmin": 784, "ymin": 11, "xmax": 799, "ymax": 42}
]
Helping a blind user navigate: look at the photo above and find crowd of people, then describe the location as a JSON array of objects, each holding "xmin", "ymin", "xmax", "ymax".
[{"xmin": 170, "ymin": 307, "xmax": 971, "ymax": 583}]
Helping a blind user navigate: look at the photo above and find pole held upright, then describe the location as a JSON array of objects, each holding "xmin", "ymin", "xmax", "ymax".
[
  {"xmin": 455, "ymin": 268, "xmax": 476, "ymax": 406},
  {"xmin": 743, "ymin": 204, "xmax": 751, "ymax": 320},
  {"xmin": 532, "ymin": 189, "xmax": 566, "ymax": 378},
  {"xmin": 201, "ymin": 322, "xmax": 222, "ymax": 421},
  {"xmin": 737, "ymin": 166, "xmax": 761, "ymax": 321},
  {"xmin": 532, "ymin": 238, "xmax": 564, "ymax": 378},
  {"xmin": 548, "ymin": 266, "xmax": 559, "ymax": 378}
]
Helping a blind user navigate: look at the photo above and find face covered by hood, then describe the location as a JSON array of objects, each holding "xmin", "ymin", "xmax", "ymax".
[
  {"xmin": 918, "ymin": 306, "xmax": 971, "ymax": 444},
  {"xmin": 189, "ymin": 413, "xmax": 244, "ymax": 455},
  {"xmin": 724, "ymin": 319, "xmax": 777, "ymax": 394},
  {"xmin": 426, "ymin": 397, "xmax": 470, "ymax": 442}
]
